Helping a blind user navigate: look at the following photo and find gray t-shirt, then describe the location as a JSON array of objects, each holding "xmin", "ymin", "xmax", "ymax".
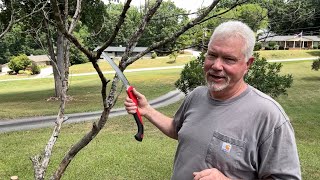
[{"xmin": 171, "ymin": 86, "xmax": 301, "ymax": 180}]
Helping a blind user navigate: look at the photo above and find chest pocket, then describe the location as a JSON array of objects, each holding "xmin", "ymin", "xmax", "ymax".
[{"xmin": 205, "ymin": 131, "xmax": 246, "ymax": 171}]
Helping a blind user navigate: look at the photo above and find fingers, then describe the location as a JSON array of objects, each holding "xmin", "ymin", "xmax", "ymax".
[
  {"xmin": 193, "ymin": 169, "xmax": 211, "ymax": 180},
  {"xmin": 193, "ymin": 168, "xmax": 229, "ymax": 180},
  {"xmin": 124, "ymin": 97, "xmax": 137, "ymax": 114}
]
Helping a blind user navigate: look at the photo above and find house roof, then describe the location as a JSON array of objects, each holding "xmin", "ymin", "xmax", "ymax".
[
  {"xmin": 260, "ymin": 35, "xmax": 320, "ymax": 42},
  {"xmin": 94, "ymin": 46, "xmax": 148, "ymax": 52},
  {"xmin": 28, "ymin": 55, "xmax": 50, "ymax": 62}
]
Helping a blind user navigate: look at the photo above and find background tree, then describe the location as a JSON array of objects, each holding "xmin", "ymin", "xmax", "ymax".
[
  {"xmin": 0, "ymin": 0, "xmax": 47, "ymax": 64},
  {"xmin": 168, "ymin": 50, "xmax": 178, "ymax": 63},
  {"xmin": 190, "ymin": 1, "xmax": 268, "ymax": 50}
]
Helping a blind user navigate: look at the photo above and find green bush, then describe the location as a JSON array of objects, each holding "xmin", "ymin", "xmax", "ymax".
[
  {"xmin": 254, "ymin": 42, "xmax": 262, "ymax": 51},
  {"xmin": 30, "ymin": 62, "xmax": 41, "ymax": 75},
  {"xmin": 8, "ymin": 54, "xmax": 32, "ymax": 74},
  {"xmin": 268, "ymin": 42, "xmax": 277, "ymax": 49},
  {"xmin": 175, "ymin": 53, "xmax": 293, "ymax": 98},
  {"xmin": 0, "ymin": 64, "xmax": 2, "ymax": 73},
  {"xmin": 151, "ymin": 52, "xmax": 157, "ymax": 59},
  {"xmin": 244, "ymin": 53, "xmax": 293, "ymax": 98},
  {"xmin": 174, "ymin": 53, "xmax": 206, "ymax": 94},
  {"xmin": 313, "ymin": 45, "xmax": 319, "ymax": 49},
  {"xmin": 70, "ymin": 46, "xmax": 88, "ymax": 65},
  {"xmin": 311, "ymin": 58, "xmax": 320, "ymax": 71}
]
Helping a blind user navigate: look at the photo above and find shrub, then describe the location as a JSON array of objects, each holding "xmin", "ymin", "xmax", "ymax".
[
  {"xmin": 245, "ymin": 53, "xmax": 293, "ymax": 98},
  {"xmin": 0, "ymin": 64, "xmax": 2, "ymax": 73},
  {"xmin": 274, "ymin": 45, "xmax": 280, "ymax": 50},
  {"xmin": 254, "ymin": 42, "xmax": 262, "ymax": 51},
  {"xmin": 8, "ymin": 54, "xmax": 32, "ymax": 74},
  {"xmin": 313, "ymin": 45, "xmax": 319, "ymax": 49},
  {"xmin": 30, "ymin": 62, "xmax": 41, "ymax": 75},
  {"xmin": 268, "ymin": 42, "xmax": 277, "ymax": 49},
  {"xmin": 151, "ymin": 52, "xmax": 157, "ymax": 59},
  {"xmin": 175, "ymin": 53, "xmax": 293, "ymax": 98},
  {"xmin": 311, "ymin": 58, "xmax": 320, "ymax": 71},
  {"xmin": 175, "ymin": 53, "xmax": 206, "ymax": 94},
  {"xmin": 70, "ymin": 46, "xmax": 88, "ymax": 65}
]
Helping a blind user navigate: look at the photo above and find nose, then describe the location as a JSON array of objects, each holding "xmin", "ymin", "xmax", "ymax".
[{"xmin": 210, "ymin": 58, "xmax": 223, "ymax": 71}]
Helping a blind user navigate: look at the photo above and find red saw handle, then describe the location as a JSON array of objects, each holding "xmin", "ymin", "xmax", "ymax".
[{"xmin": 126, "ymin": 86, "xmax": 144, "ymax": 142}]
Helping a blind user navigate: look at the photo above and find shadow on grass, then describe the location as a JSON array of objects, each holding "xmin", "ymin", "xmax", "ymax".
[
  {"xmin": 306, "ymin": 51, "xmax": 320, "ymax": 57},
  {"xmin": 166, "ymin": 60, "xmax": 176, "ymax": 64},
  {"xmin": 300, "ymin": 76, "xmax": 320, "ymax": 81}
]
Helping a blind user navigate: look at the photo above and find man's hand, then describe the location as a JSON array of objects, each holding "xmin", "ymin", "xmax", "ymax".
[
  {"xmin": 124, "ymin": 88, "xmax": 150, "ymax": 116},
  {"xmin": 193, "ymin": 168, "xmax": 230, "ymax": 180}
]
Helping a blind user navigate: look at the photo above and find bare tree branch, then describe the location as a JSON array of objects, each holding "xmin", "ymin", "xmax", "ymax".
[
  {"xmin": 0, "ymin": 0, "xmax": 48, "ymax": 39},
  {"xmin": 50, "ymin": 0, "xmax": 94, "ymax": 60},
  {"xmin": 120, "ymin": 0, "xmax": 163, "ymax": 69},
  {"xmin": 68, "ymin": 0, "xmax": 82, "ymax": 33},
  {"xmin": 125, "ymin": 0, "xmax": 222, "ymax": 66},
  {"xmin": 96, "ymin": 0, "xmax": 133, "ymax": 58}
]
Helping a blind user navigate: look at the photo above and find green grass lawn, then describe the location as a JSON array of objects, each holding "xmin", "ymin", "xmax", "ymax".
[
  {"xmin": 0, "ymin": 69, "xmax": 181, "ymax": 119},
  {"xmin": 275, "ymin": 60, "xmax": 320, "ymax": 179},
  {"xmin": 0, "ymin": 60, "xmax": 319, "ymax": 179},
  {"xmin": 69, "ymin": 54, "xmax": 194, "ymax": 74},
  {"xmin": 257, "ymin": 49, "xmax": 320, "ymax": 60}
]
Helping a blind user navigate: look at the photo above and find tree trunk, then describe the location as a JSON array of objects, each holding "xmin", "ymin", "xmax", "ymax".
[{"xmin": 53, "ymin": 32, "xmax": 66, "ymax": 97}]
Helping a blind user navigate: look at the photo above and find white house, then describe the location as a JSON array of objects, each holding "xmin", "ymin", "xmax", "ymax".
[
  {"xmin": 260, "ymin": 35, "xmax": 320, "ymax": 49},
  {"xmin": 94, "ymin": 46, "xmax": 153, "ymax": 59}
]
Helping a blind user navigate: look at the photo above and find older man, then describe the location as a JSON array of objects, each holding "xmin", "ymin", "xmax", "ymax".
[{"xmin": 124, "ymin": 21, "xmax": 301, "ymax": 180}]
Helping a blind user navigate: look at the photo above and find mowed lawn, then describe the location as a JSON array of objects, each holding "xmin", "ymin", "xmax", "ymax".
[
  {"xmin": 0, "ymin": 59, "xmax": 319, "ymax": 179},
  {"xmin": 0, "ymin": 69, "xmax": 181, "ymax": 119}
]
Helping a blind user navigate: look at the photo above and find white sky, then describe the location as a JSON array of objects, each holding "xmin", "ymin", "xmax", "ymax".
[
  {"xmin": 103, "ymin": 0, "xmax": 212, "ymax": 12},
  {"xmin": 168, "ymin": 0, "xmax": 212, "ymax": 12}
]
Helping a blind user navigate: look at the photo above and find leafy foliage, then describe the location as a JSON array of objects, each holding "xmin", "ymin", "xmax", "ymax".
[
  {"xmin": 175, "ymin": 53, "xmax": 206, "ymax": 94},
  {"xmin": 175, "ymin": 53, "xmax": 293, "ymax": 98},
  {"xmin": 168, "ymin": 51, "xmax": 178, "ymax": 63},
  {"xmin": 70, "ymin": 45, "xmax": 88, "ymax": 65},
  {"xmin": 245, "ymin": 53, "xmax": 293, "ymax": 98},
  {"xmin": 30, "ymin": 62, "xmax": 41, "ymax": 75},
  {"xmin": 311, "ymin": 58, "xmax": 320, "ymax": 71},
  {"xmin": 8, "ymin": 54, "xmax": 32, "ymax": 73}
]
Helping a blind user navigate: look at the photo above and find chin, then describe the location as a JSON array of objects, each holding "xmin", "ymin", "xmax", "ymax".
[{"xmin": 206, "ymin": 82, "xmax": 229, "ymax": 92}]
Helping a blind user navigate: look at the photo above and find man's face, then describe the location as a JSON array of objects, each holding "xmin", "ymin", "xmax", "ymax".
[{"xmin": 204, "ymin": 37, "xmax": 253, "ymax": 95}]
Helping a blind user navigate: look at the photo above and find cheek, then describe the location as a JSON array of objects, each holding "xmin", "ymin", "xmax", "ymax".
[{"xmin": 203, "ymin": 60, "xmax": 212, "ymax": 72}]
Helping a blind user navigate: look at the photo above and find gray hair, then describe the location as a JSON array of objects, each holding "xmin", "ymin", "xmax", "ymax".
[{"xmin": 208, "ymin": 21, "xmax": 256, "ymax": 61}]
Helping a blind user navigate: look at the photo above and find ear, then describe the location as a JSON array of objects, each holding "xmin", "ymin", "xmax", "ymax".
[
  {"xmin": 244, "ymin": 57, "xmax": 255, "ymax": 74},
  {"xmin": 246, "ymin": 57, "xmax": 255, "ymax": 68}
]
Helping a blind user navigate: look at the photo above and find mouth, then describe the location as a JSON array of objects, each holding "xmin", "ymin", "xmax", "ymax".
[{"xmin": 207, "ymin": 73, "xmax": 226, "ymax": 82}]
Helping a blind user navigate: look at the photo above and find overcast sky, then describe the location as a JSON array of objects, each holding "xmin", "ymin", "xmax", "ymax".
[{"xmin": 103, "ymin": 0, "xmax": 212, "ymax": 12}]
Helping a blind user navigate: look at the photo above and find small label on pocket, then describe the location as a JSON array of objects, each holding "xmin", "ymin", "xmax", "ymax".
[{"xmin": 221, "ymin": 142, "xmax": 232, "ymax": 153}]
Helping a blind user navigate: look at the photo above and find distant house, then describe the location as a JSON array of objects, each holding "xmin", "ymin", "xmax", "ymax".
[
  {"xmin": 260, "ymin": 35, "xmax": 320, "ymax": 49},
  {"xmin": 94, "ymin": 46, "xmax": 152, "ymax": 59},
  {"xmin": 28, "ymin": 55, "xmax": 51, "ymax": 66}
]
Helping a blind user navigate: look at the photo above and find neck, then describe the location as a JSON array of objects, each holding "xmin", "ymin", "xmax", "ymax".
[{"xmin": 210, "ymin": 82, "xmax": 248, "ymax": 101}]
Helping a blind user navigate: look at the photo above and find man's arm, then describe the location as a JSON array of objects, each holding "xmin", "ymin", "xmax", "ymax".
[
  {"xmin": 258, "ymin": 121, "xmax": 301, "ymax": 179},
  {"xmin": 124, "ymin": 88, "xmax": 178, "ymax": 139}
]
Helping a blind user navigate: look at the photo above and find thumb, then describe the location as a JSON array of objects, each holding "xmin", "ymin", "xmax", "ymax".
[{"xmin": 132, "ymin": 88, "xmax": 144, "ymax": 99}]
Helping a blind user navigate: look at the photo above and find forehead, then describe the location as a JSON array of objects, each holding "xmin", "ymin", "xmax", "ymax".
[{"xmin": 208, "ymin": 37, "xmax": 245, "ymax": 56}]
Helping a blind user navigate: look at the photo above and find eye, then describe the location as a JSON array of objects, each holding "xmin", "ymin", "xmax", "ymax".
[
  {"xmin": 224, "ymin": 57, "xmax": 237, "ymax": 64},
  {"xmin": 206, "ymin": 53, "xmax": 217, "ymax": 60}
]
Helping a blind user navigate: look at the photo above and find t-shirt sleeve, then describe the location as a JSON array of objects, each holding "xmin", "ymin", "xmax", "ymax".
[{"xmin": 258, "ymin": 121, "xmax": 301, "ymax": 179}]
